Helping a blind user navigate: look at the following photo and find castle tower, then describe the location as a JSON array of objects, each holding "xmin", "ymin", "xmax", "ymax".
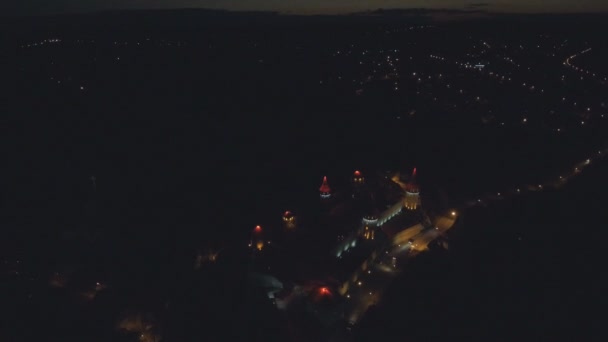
[
  {"xmin": 362, "ymin": 192, "xmax": 379, "ymax": 226},
  {"xmin": 352, "ymin": 170, "xmax": 365, "ymax": 184},
  {"xmin": 250, "ymin": 225, "xmax": 265, "ymax": 251},
  {"xmin": 282, "ymin": 210, "xmax": 296, "ymax": 230},
  {"xmin": 352, "ymin": 170, "xmax": 365, "ymax": 199},
  {"xmin": 404, "ymin": 168, "xmax": 421, "ymax": 210},
  {"xmin": 362, "ymin": 192, "xmax": 379, "ymax": 240},
  {"xmin": 319, "ymin": 176, "xmax": 332, "ymax": 199}
]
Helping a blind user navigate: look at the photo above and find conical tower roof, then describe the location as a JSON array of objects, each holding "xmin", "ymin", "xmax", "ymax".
[
  {"xmin": 406, "ymin": 168, "xmax": 419, "ymax": 192},
  {"xmin": 319, "ymin": 176, "xmax": 331, "ymax": 193}
]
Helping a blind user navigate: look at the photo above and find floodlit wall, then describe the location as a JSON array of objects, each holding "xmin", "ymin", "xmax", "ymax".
[{"xmin": 377, "ymin": 199, "xmax": 404, "ymax": 226}]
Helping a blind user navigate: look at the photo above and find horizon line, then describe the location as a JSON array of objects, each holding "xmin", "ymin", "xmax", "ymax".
[{"xmin": 3, "ymin": 7, "xmax": 608, "ymax": 19}]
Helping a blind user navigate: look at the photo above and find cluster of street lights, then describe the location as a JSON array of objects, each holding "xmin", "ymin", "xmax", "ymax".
[
  {"xmin": 430, "ymin": 47, "xmax": 605, "ymax": 132},
  {"xmin": 20, "ymin": 38, "xmax": 62, "ymax": 48},
  {"xmin": 563, "ymin": 48, "xmax": 606, "ymax": 83}
]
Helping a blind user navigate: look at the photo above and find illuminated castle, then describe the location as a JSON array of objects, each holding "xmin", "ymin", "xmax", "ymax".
[
  {"xmin": 319, "ymin": 176, "xmax": 331, "ymax": 199},
  {"xmin": 404, "ymin": 168, "xmax": 420, "ymax": 210},
  {"xmin": 282, "ymin": 211, "xmax": 296, "ymax": 229}
]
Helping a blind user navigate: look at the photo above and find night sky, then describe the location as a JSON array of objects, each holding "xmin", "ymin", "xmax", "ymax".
[{"xmin": 3, "ymin": 0, "xmax": 608, "ymax": 16}]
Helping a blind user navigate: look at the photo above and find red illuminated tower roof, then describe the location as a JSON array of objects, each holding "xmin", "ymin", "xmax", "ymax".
[
  {"xmin": 312, "ymin": 286, "xmax": 335, "ymax": 304},
  {"xmin": 406, "ymin": 168, "xmax": 419, "ymax": 192},
  {"xmin": 254, "ymin": 225, "xmax": 262, "ymax": 233},
  {"xmin": 354, "ymin": 170, "xmax": 362, "ymax": 177},
  {"xmin": 319, "ymin": 176, "xmax": 331, "ymax": 193}
]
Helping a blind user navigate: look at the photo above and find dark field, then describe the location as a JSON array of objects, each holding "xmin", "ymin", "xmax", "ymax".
[{"xmin": 0, "ymin": 12, "xmax": 607, "ymax": 341}]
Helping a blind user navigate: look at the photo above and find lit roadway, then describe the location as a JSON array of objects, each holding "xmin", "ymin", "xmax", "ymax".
[
  {"xmin": 342, "ymin": 215, "xmax": 456, "ymax": 325},
  {"xmin": 392, "ymin": 223, "xmax": 423, "ymax": 246},
  {"xmin": 460, "ymin": 149, "xmax": 608, "ymax": 211}
]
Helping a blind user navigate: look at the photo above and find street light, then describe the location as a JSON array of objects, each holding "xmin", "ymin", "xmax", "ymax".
[{"xmin": 451, "ymin": 211, "xmax": 456, "ymax": 216}]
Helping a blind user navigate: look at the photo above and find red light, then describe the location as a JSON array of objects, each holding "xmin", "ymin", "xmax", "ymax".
[
  {"xmin": 319, "ymin": 176, "xmax": 331, "ymax": 193},
  {"xmin": 319, "ymin": 287, "xmax": 330, "ymax": 295},
  {"xmin": 254, "ymin": 225, "xmax": 262, "ymax": 233},
  {"xmin": 284, "ymin": 211, "xmax": 291, "ymax": 217},
  {"xmin": 354, "ymin": 170, "xmax": 361, "ymax": 177}
]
